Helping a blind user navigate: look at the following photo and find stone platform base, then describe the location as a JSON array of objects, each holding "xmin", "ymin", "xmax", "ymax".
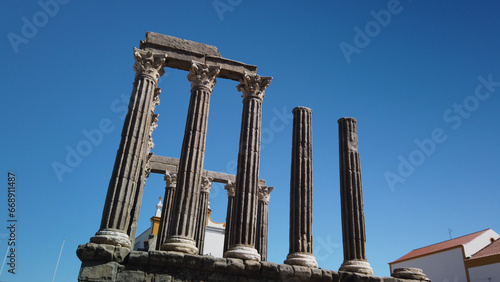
[{"xmin": 77, "ymin": 243, "xmax": 425, "ymax": 282}]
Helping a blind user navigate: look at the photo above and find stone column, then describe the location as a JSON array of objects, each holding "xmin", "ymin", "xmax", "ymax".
[
  {"xmin": 338, "ymin": 117, "xmax": 373, "ymax": 275},
  {"xmin": 156, "ymin": 172, "xmax": 177, "ymax": 250},
  {"xmin": 90, "ymin": 49, "xmax": 166, "ymax": 248},
  {"xmin": 129, "ymin": 91, "xmax": 160, "ymax": 246},
  {"xmin": 285, "ymin": 107, "xmax": 318, "ymax": 268},
  {"xmin": 224, "ymin": 72, "xmax": 272, "ymax": 261},
  {"xmin": 195, "ymin": 176, "xmax": 213, "ymax": 255},
  {"xmin": 256, "ymin": 186, "xmax": 273, "ymax": 262},
  {"xmin": 223, "ymin": 182, "xmax": 235, "ymax": 254},
  {"xmin": 162, "ymin": 62, "xmax": 220, "ymax": 254}
]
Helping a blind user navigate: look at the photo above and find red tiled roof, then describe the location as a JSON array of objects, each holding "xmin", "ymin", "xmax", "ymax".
[
  {"xmin": 390, "ymin": 229, "xmax": 491, "ymax": 264},
  {"xmin": 469, "ymin": 238, "xmax": 500, "ymax": 260}
]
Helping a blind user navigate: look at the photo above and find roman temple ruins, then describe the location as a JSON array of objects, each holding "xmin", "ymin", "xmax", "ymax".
[{"xmin": 76, "ymin": 32, "xmax": 428, "ymax": 281}]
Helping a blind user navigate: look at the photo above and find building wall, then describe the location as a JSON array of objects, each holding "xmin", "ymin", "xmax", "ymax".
[
  {"xmin": 390, "ymin": 247, "xmax": 467, "ymax": 282},
  {"xmin": 202, "ymin": 225, "xmax": 225, "ymax": 257},
  {"xmin": 468, "ymin": 262, "xmax": 500, "ymax": 282}
]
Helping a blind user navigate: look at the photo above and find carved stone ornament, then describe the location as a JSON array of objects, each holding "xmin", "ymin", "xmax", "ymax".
[
  {"xmin": 258, "ymin": 186, "xmax": 274, "ymax": 204},
  {"xmin": 133, "ymin": 48, "xmax": 167, "ymax": 80},
  {"xmin": 200, "ymin": 177, "xmax": 213, "ymax": 194},
  {"xmin": 152, "ymin": 88, "xmax": 161, "ymax": 112},
  {"xmin": 164, "ymin": 171, "xmax": 177, "ymax": 188},
  {"xmin": 187, "ymin": 61, "xmax": 220, "ymax": 91},
  {"xmin": 147, "ymin": 113, "xmax": 159, "ymax": 152},
  {"xmin": 237, "ymin": 72, "xmax": 273, "ymax": 101},
  {"xmin": 224, "ymin": 182, "xmax": 235, "ymax": 197}
]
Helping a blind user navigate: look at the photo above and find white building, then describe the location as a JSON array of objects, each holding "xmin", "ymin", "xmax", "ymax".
[
  {"xmin": 389, "ymin": 228, "xmax": 500, "ymax": 282},
  {"xmin": 135, "ymin": 199, "xmax": 226, "ymax": 258}
]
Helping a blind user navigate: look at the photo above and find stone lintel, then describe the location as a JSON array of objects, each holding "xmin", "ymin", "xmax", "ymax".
[
  {"xmin": 140, "ymin": 32, "xmax": 257, "ymax": 81},
  {"xmin": 149, "ymin": 155, "xmax": 266, "ymax": 186}
]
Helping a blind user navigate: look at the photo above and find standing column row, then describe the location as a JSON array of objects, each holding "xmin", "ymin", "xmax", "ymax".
[
  {"xmin": 90, "ymin": 49, "xmax": 166, "ymax": 248},
  {"xmin": 156, "ymin": 172, "xmax": 177, "ymax": 250},
  {"xmin": 285, "ymin": 107, "xmax": 318, "ymax": 268},
  {"xmin": 195, "ymin": 177, "xmax": 213, "ymax": 254},
  {"xmin": 338, "ymin": 117, "xmax": 372, "ymax": 275},
  {"xmin": 223, "ymin": 182, "xmax": 235, "ymax": 254},
  {"xmin": 162, "ymin": 62, "xmax": 220, "ymax": 254},
  {"xmin": 224, "ymin": 73, "xmax": 272, "ymax": 261},
  {"xmin": 256, "ymin": 186, "xmax": 273, "ymax": 262}
]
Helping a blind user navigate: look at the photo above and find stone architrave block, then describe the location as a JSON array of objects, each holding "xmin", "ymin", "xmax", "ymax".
[
  {"xmin": 322, "ymin": 269, "xmax": 334, "ymax": 281},
  {"xmin": 78, "ymin": 261, "xmax": 119, "ymax": 282},
  {"xmin": 278, "ymin": 263, "xmax": 294, "ymax": 280},
  {"xmin": 226, "ymin": 258, "xmax": 245, "ymax": 274},
  {"xmin": 310, "ymin": 267, "xmax": 323, "ymax": 281},
  {"xmin": 183, "ymin": 253, "xmax": 204, "ymax": 269},
  {"xmin": 201, "ymin": 255, "xmax": 217, "ymax": 271},
  {"xmin": 260, "ymin": 261, "xmax": 279, "ymax": 278},
  {"xmin": 292, "ymin": 265, "xmax": 312, "ymax": 280},
  {"xmin": 115, "ymin": 270, "xmax": 146, "ymax": 282},
  {"xmin": 244, "ymin": 259, "xmax": 261, "ymax": 275},
  {"xmin": 149, "ymin": 250, "xmax": 167, "ymax": 266},
  {"xmin": 128, "ymin": 251, "xmax": 148, "ymax": 266},
  {"xmin": 164, "ymin": 251, "xmax": 184, "ymax": 266}
]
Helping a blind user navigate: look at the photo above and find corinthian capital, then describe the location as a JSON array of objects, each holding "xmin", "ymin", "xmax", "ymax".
[
  {"xmin": 164, "ymin": 171, "xmax": 177, "ymax": 188},
  {"xmin": 200, "ymin": 177, "xmax": 213, "ymax": 194},
  {"xmin": 258, "ymin": 186, "xmax": 274, "ymax": 204},
  {"xmin": 237, "ymin": 72, "xmax": 273, "ymax": 101},
  {"xmin": 224, "ymin": 182, "xmax": 236, "ymax": 197},
  {"xmin": 133, "ymin": 48, "xmax": 167, "ymax": 80},
  {"xmin": 187, "ymin": 61, "xmax": 220, "ymax": 91}
]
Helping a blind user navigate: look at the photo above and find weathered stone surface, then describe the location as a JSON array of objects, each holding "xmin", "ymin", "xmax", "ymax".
[
  {"xmin": 163, "ymin": 62, "xmax": 220, "ymax": 254},
  {"xmin": 195, "ymin": 177, "xmax": 212, "ymax": 254},
  {"xmin": 278, "ymin": 264, "xmax": 294, "ymax": 280},
  {"xmin": 338, "ymin": 118, "xmax": 373, "ymax": 275},
  {"xmin": 285, "ymin": 107, "xmax": 318, "ymax": 269},
  {"xmin": 310, "ymin": 267, "xmax": 323, "ymax": 281},
  {"xmin": 256, "ymin": 186, "xmax": 273, "ymax": 261},
  {"xmin": 260, "ymin": 261, "xmax": 279, "ymax": 278},
  {"xmin": 154, "ymin": 274, "xmax": 173, "ymax": 282},
  {"xmin": 322, "ymin": 269, "xmax": 334, "ymax": 281},
  {"xmin": 183, "ymin": 253, "xmax": 204, "ymax": 269},
  {"xmin": 116, "ymin": 270, "xmax": 146, "ymax": 282},
  {"xmin": 141, "ymin": 32, "xmax": 258, "ymax": 81},
  {"xmin": 201, "ymin": 255, "xmax": 217, "ymax": 271},
  {"xmin": 78, "ymin": 261, "xmax": 118, "ymax": 281},
  {"xmin": 128, "ymin": 251, "xmax": 148, "ymax": 266},
  {"xmin": 164, "ymin": 251, "xmax": 184, "ymax": 266},
  {"xmin": 149, "ymin": 250, "xmax": 167, "ymax": 266},
  {"xmin": 156, "ymin": 172, "xmax": 177, "ymax": 249},
  {"xmin": 391, "ymin": 268, "xmax": 427, "ymax": 280},
  {"xmin": 226, "ymin": 258, "xmax": 246, "ymax": 274},
  {"xmin": 225, "ymin": 73, "xmax": 272, "ymax": 261},
  {"xmin": 244, "ymin": 259, "xmax": 261, "ymax": 275},
  {"xmin": 292, "ymin": 265, "xmax": 312, "ymax": 280}
]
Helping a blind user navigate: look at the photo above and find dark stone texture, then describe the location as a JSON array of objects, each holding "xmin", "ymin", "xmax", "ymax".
[{"xmin": 78, "ymin": 250, "xmax": 423, "ymax": 281}]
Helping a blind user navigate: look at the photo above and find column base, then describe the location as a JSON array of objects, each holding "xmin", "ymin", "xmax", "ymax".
[
  {"xmin": 161, "ymin": 236, "xmax": 198, "ymax": 254},
  {"xmin": 284, "ymin": 253, "xmax": 318, "ymax": 268},
  {"xmin": 224, "ymin": 245, "xmax": 261, "ymax": 261},
  {"xmin": 339, "ymin": 259, "xmax": 373, "ymax": 275},
  {"xmin": 90, "ymin": 229, "xmax": 132, "ymax": 249}
]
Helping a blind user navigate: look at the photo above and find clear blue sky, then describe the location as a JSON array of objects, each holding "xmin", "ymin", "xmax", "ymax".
[{"xmin": 1, "ymin": 1, "xmax": 500, "ymax": 280}]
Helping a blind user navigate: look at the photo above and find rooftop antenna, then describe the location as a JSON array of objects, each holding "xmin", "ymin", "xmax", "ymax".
[{"xmin": 448, "ymin": 228, "xmax": 452, "ymax": 240}]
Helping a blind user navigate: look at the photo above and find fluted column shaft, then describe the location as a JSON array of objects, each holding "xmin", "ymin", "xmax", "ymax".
[
  {"xmin": 285, "ymin": 107, "xmax": 317, "ymax": 268},
  {"xmin": 156, "ymin": 172, "xmax": 177, "ymax": 250},
  {"xmin": 338, "ymin": 117, "xmax": 372, "ymax": 275},
  {"xmin": 162, "ymin": 62, "xmax": 220, "ymax": 254},
  {"xmin": 90, "ymin": 49, "xmax": 166, "ymax": 248},
  {"xmin": 223, "ymin": 182, "xmax": 235, "ymax": 254},
  {"xmin": 225, "ymin": 73, "xmax": 272, "ymax": 261},
  {"xmin": 256, "ymin": 186, "xmax": 273, "ymax": 262},
  {"xmin": 195, "ymin": 177, "xmax": 212, "ymax": 254}
]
